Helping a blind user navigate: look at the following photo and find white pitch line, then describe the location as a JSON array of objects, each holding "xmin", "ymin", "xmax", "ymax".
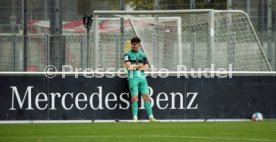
[
  {"xmin": 0, "ymin": 119, "xmax": 251, "ymax": 124},
  {"xmin": 0, "ymin": 135, "xmax": 275, "ymax": 142}
]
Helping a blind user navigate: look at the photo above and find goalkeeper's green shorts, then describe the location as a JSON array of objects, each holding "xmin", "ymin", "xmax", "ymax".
[{"xmin": 128, "ymin": 78, "xmax": 149, "ymax": 96}]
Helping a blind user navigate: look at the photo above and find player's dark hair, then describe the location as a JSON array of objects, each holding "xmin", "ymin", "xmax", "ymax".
[{"xmin": 131, "ymin": 37, "xmax": 141, "ymax": 43}]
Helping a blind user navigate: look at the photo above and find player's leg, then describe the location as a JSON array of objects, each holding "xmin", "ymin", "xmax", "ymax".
[
  {"xmin": 131, "ymin": 96, "xmax": 139, "ymax": 121},
  {"xmin": 140, "ymin": 78, "xmax": 156, "ymax": 121},
  {"xmin": 128, "ymin": 79, "xmax": 139, "ymax": 121},
  {"xmin": 141, "ymin": 95, "xmax": 153, "ymax": 118}
]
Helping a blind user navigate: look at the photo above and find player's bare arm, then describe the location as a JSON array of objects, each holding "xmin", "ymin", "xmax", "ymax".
[
  {"xmin": 125, "ymin": 61, "xmax": 143, "ymax": 70},
  {"xmin": 137, "ymin": 63, "xmax": 149, "ymax": 71}
]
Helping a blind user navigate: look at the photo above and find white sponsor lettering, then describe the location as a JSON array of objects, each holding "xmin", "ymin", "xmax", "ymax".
[{"xmin": 9, "ymin": 86, "xmax": 198, "ymax": 111}]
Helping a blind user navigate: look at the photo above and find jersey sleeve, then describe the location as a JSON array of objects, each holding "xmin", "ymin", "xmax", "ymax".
[
  {"xmin": 124, "ymin": 53, "xmax": 130, "ymax": 62},
  {"xmin": 143, "ymin": 55, "xmax": 149, "ymax": 64}
]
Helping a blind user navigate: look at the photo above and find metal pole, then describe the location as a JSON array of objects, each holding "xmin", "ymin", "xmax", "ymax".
[
  {"xmin": 154, "ymin": 0, "xmax": 160, "ymax": 10},
  {"xmin": 227, "ymin": 0, "xmax": 232, "ymax": 10},
  {"xmin": 93, "ymin": 14, "xmax": 98, "ymax": 69},
  {"xmin": 13, "ymin": 34, "xmax": 16, "ymax": 71},
  {"xmin": 11, "ymin": 0, "xmax": 16, "ymax": 33},
  {"xmin": 177, "ymin": 18, "xmax": 182, "ymax": 66},
  {"xmin": 80, "ymin": 35, "xmax": 83, "ymax": 68},
  {"xmin": 94, "ymin": 9, "xmax": 217, "ymax": 15},
  {"xmin": 46, "ymin": 35, "xmax": 50, "ymax": 66},
  {"xmin": 246, "ymin": 0, "xmax": 250, "ymax": 17},
  {"xmin": 191, "ymin": 33, "xmax": 196, "ymax": 68},
  {"xmin": 154, "ymin": 0, "xmax": 159, "ymax": 67},
  {"xmin": 208, "ymin": 10, "xmax": 215, "ymax": 68},
  {"xmin": 22, "ymin": 0, "xmax": 27, "ymax": 71},
  {"xmin": 267, "ymin": 0, "xmax": 272, "ymax": 67},
  {"xmin": 45, "ymin": 0, "xmax": 48, "ymax": 20},
  {"xmin": 82, "ymin": 0, "xmax": 87, "ymax": 69},
  {"xmin": 119, "ymin": 0, "xmax": 125, "ymax": 69},
  {"xmin": 49, "ymin": 0, "xmax": 64, "ymax": 71},
  {"xmin": 120, "ymin": 0, "xmax": 125, "ymax": 10},
  {"xmin": 261, "ymin": 0, "xmax": 265, "ymax": 48},
  {"xmin": 87, "ymin": 27, "xmax": 90, "ymax": 68},
  {"xmin": 115, "ymin": 33, "xmax": 120, "ymax": 69},
  {"xmin": 227, "ymin": 0, "xmax": 233, "ymax": 69},
  {"xmin": 82, "ymin": 15, "xmax": 93, "ymax": 69},
  {"xmin": 190, "ymin": 0, "xmax": 195, "ymax": 9}
]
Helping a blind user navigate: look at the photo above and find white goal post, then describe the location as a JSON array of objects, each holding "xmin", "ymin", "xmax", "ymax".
[{"xmin": 92, "ymin": 9, "xmax": 272, "ymax": 71}]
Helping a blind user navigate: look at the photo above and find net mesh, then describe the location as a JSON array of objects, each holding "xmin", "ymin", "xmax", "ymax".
[
  {"xmin": 213, "ymin": 11, "xmax": 269, "ymax": 71},
  {"xmin": 0, "ymin": 10, "xmax": 271, "ymax": 72},
  {"xmin": 94, "ymin": 10, "xmax": 271, "ymax": 71}
]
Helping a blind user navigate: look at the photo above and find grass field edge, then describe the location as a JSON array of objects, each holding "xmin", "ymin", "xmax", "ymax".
[{"xmin": 0, "ymin": 119, "xmax": 256, "ymax": 124}]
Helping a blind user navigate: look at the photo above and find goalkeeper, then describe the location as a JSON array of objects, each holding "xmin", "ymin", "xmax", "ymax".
[{"xmin": 124, "ymin": 37, "xmax": 156, "ymax": 122}]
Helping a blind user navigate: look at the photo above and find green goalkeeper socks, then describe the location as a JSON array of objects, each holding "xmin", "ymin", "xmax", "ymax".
[
  {"xmin": 144, "ymin": 101, "xmax": 153, "ymax": 117},
  {"xmin": 131, "ymin": 101, "xmax": 138, "ymax": 117},
  {"xmin": 132, "ymin": 101, "xmax": 153, "ymax": 118}
]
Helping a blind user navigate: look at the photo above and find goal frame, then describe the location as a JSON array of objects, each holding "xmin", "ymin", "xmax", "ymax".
[{"xmin": 92, "ymin": 9, "xmax": 272, "ymax": 71}]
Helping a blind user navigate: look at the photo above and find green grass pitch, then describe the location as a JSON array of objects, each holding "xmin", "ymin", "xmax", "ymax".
[{"xmin": 0, "ymin": 120, "xmax": 276, "ymax": 142}]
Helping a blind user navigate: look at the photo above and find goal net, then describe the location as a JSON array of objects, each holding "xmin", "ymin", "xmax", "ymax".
[{"xmin": 92, "ymin": 10, "xmax": 271, "ymax": 71}]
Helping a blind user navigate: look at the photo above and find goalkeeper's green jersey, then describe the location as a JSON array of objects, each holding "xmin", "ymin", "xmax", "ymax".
[{"xmin": 124, "ymin": 50, "xmax": 149, "ymax": 79}]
